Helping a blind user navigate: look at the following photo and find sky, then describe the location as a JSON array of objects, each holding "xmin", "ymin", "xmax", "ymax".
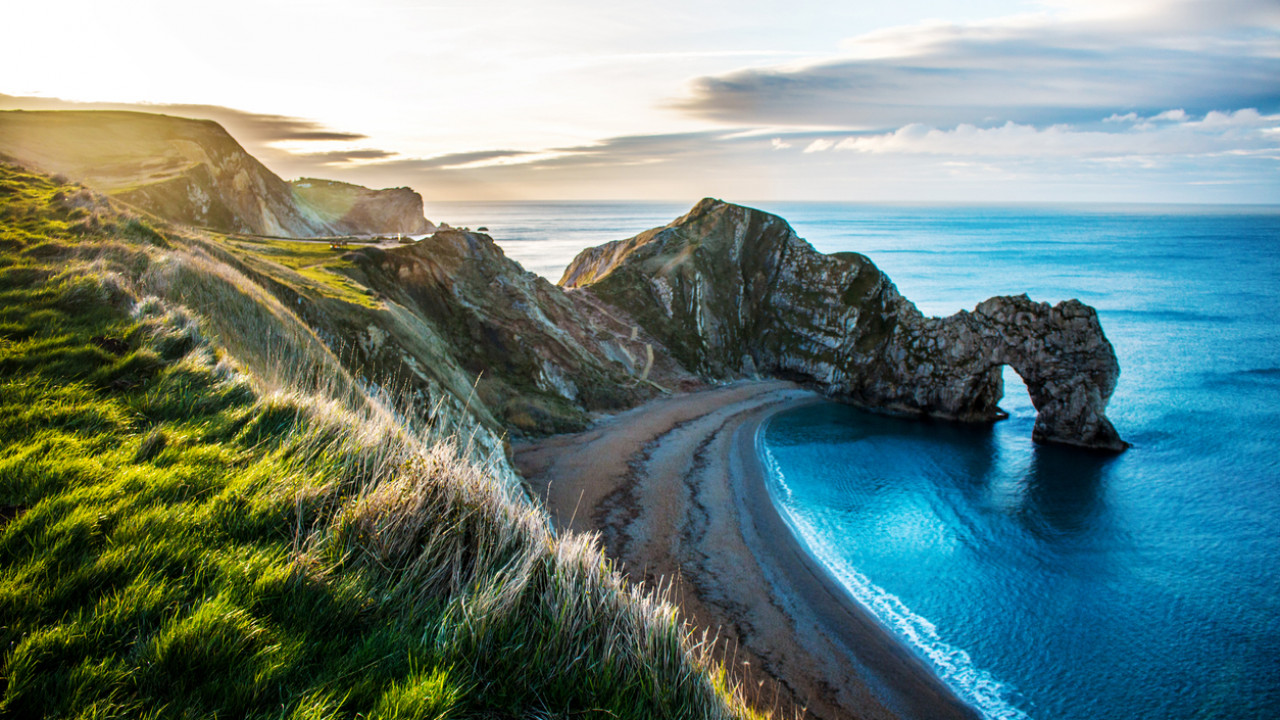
[{"xmin": 3, "ymin": 0, "xmax": 1278, "ymax": 203}]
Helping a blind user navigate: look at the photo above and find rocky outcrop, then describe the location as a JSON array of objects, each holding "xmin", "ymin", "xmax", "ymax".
[
  {"xmin": 341, "ymin": 229, "xmax": 699, "ymax": 435},
  {"xmin": 562, "ymin": 198, "xmax": 1127, "ymax": 451},
  {"xmin": 862, "ymin": 295, "xmax": 1126, "ymax": 450},
  {"xmin": 291, "ymin": 178, "xmax": 435, "ymax": 235},
  {"xmin": 0, "ymin": 110, "xmax": 433, "ymax": 237}
]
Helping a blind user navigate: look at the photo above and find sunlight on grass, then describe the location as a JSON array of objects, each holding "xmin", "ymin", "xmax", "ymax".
[
  {"xmin": 216, "ymin": 235, "xmax": 382, "ymax": 308},
  {"xmin": 0, "ymin": 163, "xmax": 774, "ymax": 719}
]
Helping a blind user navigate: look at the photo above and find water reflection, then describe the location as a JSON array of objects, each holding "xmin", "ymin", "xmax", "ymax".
[
  {"xmin": 1018, "ymin": 445, "xmax": 1113, "ymax": 537},
  {"xmin": 776, "ymin": 401, "xmax": 1120, "ymax": 543}
]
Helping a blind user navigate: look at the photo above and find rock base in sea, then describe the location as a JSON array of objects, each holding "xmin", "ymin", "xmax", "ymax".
[{"xmin": 561, "ymin": 198, "xmax": 1127, "ymax": 452}]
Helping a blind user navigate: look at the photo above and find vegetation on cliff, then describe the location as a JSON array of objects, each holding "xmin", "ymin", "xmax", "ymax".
[
  {"xmin": 0, "ymin": 164, "xmax": 764, "ymax": 719},
  {"xmin": 0, "ymin": 111, "xmax": 433, "ymax": 238}
]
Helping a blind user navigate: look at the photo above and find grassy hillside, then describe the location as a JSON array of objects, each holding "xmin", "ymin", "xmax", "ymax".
[{"xmin": 0, "ymin": 164, "xmax": 765, "ymax": 719}]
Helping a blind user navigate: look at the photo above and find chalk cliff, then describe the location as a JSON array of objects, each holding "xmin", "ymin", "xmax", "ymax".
[{"xmin": 562, "ymin": 198, "xmax": 1127, "ymax": 451}]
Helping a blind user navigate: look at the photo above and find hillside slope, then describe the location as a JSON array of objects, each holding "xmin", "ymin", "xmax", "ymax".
[
  {"xmin": 0, "ymin": 164, "xmax": 763, "ymax": 719},
  {"xmin": 0, "ymin": 111, "xmax": 433, "ymax": 237}
]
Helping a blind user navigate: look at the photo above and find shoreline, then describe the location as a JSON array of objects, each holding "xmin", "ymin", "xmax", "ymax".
[
  {"xmin": 514, "ymin": 380, "xmax": 981, "ymax": 720},
  {"xmin": 731, "ymin": 398, "xmax": 982, "ymax": 720}
]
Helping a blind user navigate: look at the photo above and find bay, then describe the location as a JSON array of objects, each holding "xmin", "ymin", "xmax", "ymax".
[{"xmin": 437, "ymin": 200, "xmax": 1280, "ymax": 720}]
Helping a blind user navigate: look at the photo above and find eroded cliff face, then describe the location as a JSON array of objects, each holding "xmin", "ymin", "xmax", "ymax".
[
  {"xmin": 562, "ymin": 198, "xmax": 1127, "ymax": 451},
  {"xmin": 341, "ymin": 229, "xmax": 699, "ymax": 435}
]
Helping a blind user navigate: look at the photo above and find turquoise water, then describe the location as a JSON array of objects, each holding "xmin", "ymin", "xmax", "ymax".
[
  {"xmin": 756, "ymin": 206, "xmax": 1280, "ymax": 720},
  {"xmin": 440, "ymin": 201, "xmax": 1280, "ymax": 720}
]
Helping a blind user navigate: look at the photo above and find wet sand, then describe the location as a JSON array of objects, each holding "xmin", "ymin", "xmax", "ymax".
[{"xmin": 514, "ymin": 380, "xmax": 981, "ymax": 720}]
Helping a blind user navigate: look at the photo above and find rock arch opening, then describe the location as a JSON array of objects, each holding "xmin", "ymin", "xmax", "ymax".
[{"xmin": 997, "ymin": 364, "xmax": 1036, "ymax": 423}]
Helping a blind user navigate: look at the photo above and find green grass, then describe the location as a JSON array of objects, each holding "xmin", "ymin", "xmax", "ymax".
[
  {"xmin": 0, "ymin": 164, "xmax": 768, "ymax": 719},
  {"xmin": 216, "ymin": 236, "xmax": 382, "ymax": 309}
]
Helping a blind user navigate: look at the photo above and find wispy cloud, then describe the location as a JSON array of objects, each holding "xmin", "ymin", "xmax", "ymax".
[
  {"xmin": 341, "ymin": 112, "xmax": 1279, "ymax": 203},
  {"xmin": 379, "ymin": 149, "xmax": 538, "ymax": 171},
  {"xmin": 293, "ymin": 148, "xmax": 400, "ymax": 165},
  {"xmin": 674, "ymin": 0, "xmax": 1280, "ymax": 130},
  {"xmin": 795, "ymin": 109, "xmax": 1280, "ymax": 158}
]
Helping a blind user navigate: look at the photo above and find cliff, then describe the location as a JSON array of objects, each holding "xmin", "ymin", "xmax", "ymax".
[
  {"xmin": 335, "ymin": 229, "xmax": 698, "ymax": 434},
  {"xmin": 0, "ymin": 110, "xmax": 432, "ymax": 237},
  {"xmin": 291, "ymin": 177, "xmax": 436, "ymax": 235},
  {"xmin": 562, "ymin": 198, "xmax": 1127, "ymax": 451}
]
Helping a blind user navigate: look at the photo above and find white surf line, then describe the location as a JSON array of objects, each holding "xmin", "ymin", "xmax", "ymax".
[{"xmin": 757, "ymin": 424, "xmax": 1032, "ymax": 720}]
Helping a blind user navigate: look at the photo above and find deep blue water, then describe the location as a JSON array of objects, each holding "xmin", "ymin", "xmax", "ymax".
[{"xmin": 441, "ymin": 201, "xmax": 1280, "ymax": 720}]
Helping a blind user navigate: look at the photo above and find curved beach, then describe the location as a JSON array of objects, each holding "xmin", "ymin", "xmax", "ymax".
[{"xmin": 514, "ymin": 380, "xmax": 981, "ymax": 720}]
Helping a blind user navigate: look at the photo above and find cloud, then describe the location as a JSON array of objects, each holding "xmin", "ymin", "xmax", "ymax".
[
  {"xmin": 377, "ymin": 149, "xmax": 538, "ymax": 171},
  {"xmin": 294, "ymin": 148, "xmax": 399, "ymax": 165},
  {"xmin": 337, "ymin": 109, "xmax": 1278, "ymax": 203},
  {"xmin": 1152, "ymin": 109, "xmax": 1188, "ymax": 123},
  {"xmin": 798, "ymin": 109, "xmax": 1280, "ymax": 160},
  {"xmin": 674, "ymin": 0, "xmax": 1280, "ymax": 130},
  {"xmin": 323, "ymin": 129, "xmax": 795, "ymax": 201}
]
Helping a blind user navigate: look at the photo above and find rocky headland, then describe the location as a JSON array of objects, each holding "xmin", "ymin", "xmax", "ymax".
[
  {"xmin": 291, "ymin": 177, "xmax": 436, "ymax": 235},
  {"xmin": 561, "ymin": 198, "xmax": 1127, "ymax": 451},
  {"xmin": 0, "ymin": 110, "xmax": 434, "ymax": 237},
  {"xmin": 338, "ymin": 228, "xmax": 700, "ymax": 435}
]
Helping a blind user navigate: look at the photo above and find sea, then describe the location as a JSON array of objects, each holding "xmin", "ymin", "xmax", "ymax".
[{"xmin": 429, "ymin": 200, "xmax": 1280, "ymax": 720}]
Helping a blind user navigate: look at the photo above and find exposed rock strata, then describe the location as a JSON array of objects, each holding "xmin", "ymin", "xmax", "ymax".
[
  {"xmin": 341, "ymin": 229, "xmax": 699, "ymax": 435},
  {"xmin": 562, "ymin": 198, "xmax": 1127, "ymax": 451}
]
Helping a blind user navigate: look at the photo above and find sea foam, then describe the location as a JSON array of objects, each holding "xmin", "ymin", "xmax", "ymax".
[{"xmin": 759, "ymin": 432, "xmax": 1031, "ymax": 720}]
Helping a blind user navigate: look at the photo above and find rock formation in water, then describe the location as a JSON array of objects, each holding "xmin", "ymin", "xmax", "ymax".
[
  {"xmin": 0, "ymin": 110, "xmax": 433, "ymax": 237},
  {"xmin": 562, "ymin": 198, "xmax": 1127, "ymax": 451}
]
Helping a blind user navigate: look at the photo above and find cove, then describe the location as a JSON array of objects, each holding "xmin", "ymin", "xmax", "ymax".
[{"xmin": 759, "ymin": 364, "xmax": 1280, "ymax": 720}]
